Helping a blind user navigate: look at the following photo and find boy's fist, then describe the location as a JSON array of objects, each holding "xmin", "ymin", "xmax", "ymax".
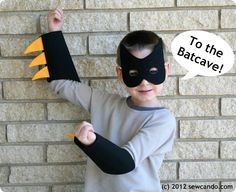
[
  {"xmin": 47, "ymin": 8, "xmax": 64, "ymax": 32},
  {"xmin": 74, "ymin": 121, "xmax": 96, "ymax": 146}
]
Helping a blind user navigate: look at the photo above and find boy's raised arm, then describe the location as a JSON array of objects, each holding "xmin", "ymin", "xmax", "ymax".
[{"xmin": 25, "ymin": 9, "xmax": 80, "ymax": 82}]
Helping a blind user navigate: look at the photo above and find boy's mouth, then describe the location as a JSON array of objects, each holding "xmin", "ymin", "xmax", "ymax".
[{"xmin": 138, "ymin": 89, "xmax": 152, "ymax": 93}]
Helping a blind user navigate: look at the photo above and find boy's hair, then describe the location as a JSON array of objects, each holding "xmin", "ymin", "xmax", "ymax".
[{"xmin": 116, "ymin": 30, "xmax": 168, "ymax": 66}]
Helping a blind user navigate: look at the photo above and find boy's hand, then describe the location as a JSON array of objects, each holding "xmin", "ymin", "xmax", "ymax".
[
  {"xmin": 74, "ymin": 121, "xmax": 96, "ymax": 146},
  {"xmin": 48, "ymin": 8, "xmax": 64, "ymax": 32}
]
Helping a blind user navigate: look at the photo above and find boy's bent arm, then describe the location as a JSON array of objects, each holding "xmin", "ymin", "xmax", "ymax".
[
  {"xmin": 74, "ymin": 133, "xmax": 135, "ymax": 175},
  {"xmin": 73, "ymin": 111, "xmax": 175, "ymax": 175}
]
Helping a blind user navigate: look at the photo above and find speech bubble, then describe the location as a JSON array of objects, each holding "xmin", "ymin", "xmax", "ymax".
[{"xmin": 171, "ymin": 30, "xmax": 234, "ymax": 80}]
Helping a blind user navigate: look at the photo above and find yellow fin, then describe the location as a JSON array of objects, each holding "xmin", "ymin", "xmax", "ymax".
[
  {"xmin": 32, "ymin": 67, "xmax": 49, "ymax": 80},
  {"xmin": 24, "ymin": 37, "xmax": 44, "ymax": 54},
  {"xmin": 29, "ymin": 52, "xmax": 46, "ymax": 67},
  {"xmin": 64, "ymin": 132, "xmax": 76, "ymax": 139}
]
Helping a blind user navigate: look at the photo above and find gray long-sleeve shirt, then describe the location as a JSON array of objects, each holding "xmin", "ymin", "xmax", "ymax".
[{"xmin": 50, "ymin": 80, "xmax": 176, "ymax": 192}]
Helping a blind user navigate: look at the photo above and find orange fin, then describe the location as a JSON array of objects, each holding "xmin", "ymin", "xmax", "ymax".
[
  {"xmin": 25, "ymin": 36, "xmax": 50, "ymax": 80},
  {"xmin": 32, "ymin": 66, "xmax": 49, "ymax": 80},
  {"xmin": 24, "ymin": 37, "xmax": 44, "ymax": 54},
  {"xmin": 29, "ymin": 52, "xmax": 47, "ymax": 67},
  {"xmin": 64, "ymin": 132, "xmax": 76, "ymax": 139}
]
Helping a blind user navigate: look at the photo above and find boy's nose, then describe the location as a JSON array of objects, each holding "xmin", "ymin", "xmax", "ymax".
[{"xmin": 139, "ymin": 79, "xmax": 150, "ymax": 86}]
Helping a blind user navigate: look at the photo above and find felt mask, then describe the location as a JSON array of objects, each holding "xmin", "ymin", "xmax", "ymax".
[{"xmin": 120, "ymin": 39, "xmax": 166, "ymax": 87}]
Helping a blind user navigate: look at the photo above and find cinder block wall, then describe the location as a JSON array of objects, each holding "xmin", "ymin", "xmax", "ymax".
[{"xmin": 0, "ymin": 0, "xmax": 236, "ymax": 192}]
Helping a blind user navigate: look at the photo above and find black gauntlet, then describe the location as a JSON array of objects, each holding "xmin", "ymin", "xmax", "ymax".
[
  {"xmin": 74, "ymin": 133, "xmax": 135, "ymax": 175},
  {"xmin": 24, "ymin": 31, "xmax": 80, "ymax": 82}
]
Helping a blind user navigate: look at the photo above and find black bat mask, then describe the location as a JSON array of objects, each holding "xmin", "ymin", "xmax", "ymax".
[{"xmin": 120, "ymin": 39, "xmax": 166, "ymax": 88}]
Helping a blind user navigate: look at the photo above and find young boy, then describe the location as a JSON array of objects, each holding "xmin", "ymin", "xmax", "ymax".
[{"xmin": 43, "ymin": 8, "xmax": 175, "ymax": 192}]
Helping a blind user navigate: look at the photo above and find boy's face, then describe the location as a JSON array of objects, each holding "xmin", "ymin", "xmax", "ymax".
[
  {"xmin": 119, "ymin": 40, "xmax": 166, "ymax": 88},
  {"xmin": 117, "ymin": 48, "xmax": 170, "ymax": 107}
]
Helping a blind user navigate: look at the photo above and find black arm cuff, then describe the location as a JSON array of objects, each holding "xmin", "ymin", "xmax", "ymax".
[
  {"xmin": 74, "ymin": 133, "xmax": 135, "ymax": 175},
  {"xmin": 41, "ymin": 31, "xmax": 80, "ymax": 82}
]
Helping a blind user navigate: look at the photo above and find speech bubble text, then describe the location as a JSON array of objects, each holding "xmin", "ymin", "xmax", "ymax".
[{"xmin": 171, "ymin": 30, "xmax": 234, "ymax": 79}]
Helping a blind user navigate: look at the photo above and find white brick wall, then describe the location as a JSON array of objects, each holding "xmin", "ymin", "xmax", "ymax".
[
  {"xmin": 130, "ymin": 10, "xmax": 219, "ymax": 31},
  {"xmin": 0, "ymin": 0, "xmax": 235, "ymax": 191}
]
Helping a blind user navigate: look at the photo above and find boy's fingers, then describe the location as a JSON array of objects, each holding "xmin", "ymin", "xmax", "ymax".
[
  {"xmin": 53, "ymin": 8, "xmax": 64, "ymax": 20},
  {"xmin": 54, "ymin": 14, "xmax": 63, "ymax": 21},
  {"xmin": 87, "ymin": 132, "xmax": 96, "ymax": 142},
  {"xmin": 74, "ymin": 125, "xmax": 82, "ymax": 136},
  {"xmin": 74, "ymin": 122, "xmax": 95, "ymax": 142},
  {"xmin": 80, "ymin": 121, "xmax": 93, "ymax": 129},
  {"xmin": 78, "ymin": 126, "xmax": 88, "ymax": 141},
  {"xmin": 78, "ymin": 126, "xmax": 96, "ymax": 145},
  {"xmin": 56, "ymin": 8, "xmax": 64, "ymax": 18},
  {"xmin": 48, "ymin": 9, "xmax": 63, "ymax": 20},
  {"xmin": 74, "ymin": 122, "xmax": 90, "ymax": 134},
  {"xmin": 54, "ymin": 9, "xmax": 62, "ymax": 17},
  {"xmin": 80, "ymin": 123, "xmax": 94, "ymax": 133}
]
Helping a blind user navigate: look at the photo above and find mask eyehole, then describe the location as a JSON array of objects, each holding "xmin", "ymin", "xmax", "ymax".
[
  {"xmin": 129, "ymin": 69, "xmax": 139, "ymax": 77},
  {"xmin": 149, "ymin": 67, "xmax": 158, "ymax": 75}
]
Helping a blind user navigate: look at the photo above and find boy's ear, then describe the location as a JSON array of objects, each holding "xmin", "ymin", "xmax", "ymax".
[{"xmin": 116, "ymin": 65, "xmax": 123, "ymax": 82}]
